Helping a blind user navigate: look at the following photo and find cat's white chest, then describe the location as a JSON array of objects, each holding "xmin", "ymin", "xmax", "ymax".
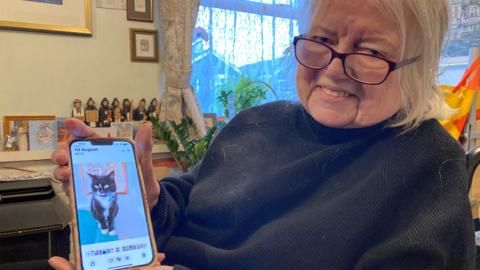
[{"xmin": 96, "ymin": 195, "xmax": 112, "ymax": 209}]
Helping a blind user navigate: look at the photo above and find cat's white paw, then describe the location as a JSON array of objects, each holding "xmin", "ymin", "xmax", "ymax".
[
  {"xmin": 109, "ymin": 230, "xmax": 117, "ymax": 236},
  {"xmin": 101, "ymin": 229, "xmax": 108, "ymax": 235},
  {"xmin": 98, "ymin": 223, "xmax": 102, "ymax": 229}
]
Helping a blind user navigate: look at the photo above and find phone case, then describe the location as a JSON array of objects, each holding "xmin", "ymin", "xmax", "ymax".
[{"xmin": 68, "ymin": 138, "xmax": 158, "ymax": 270}]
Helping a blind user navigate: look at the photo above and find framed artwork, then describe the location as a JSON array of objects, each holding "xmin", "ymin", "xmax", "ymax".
[
  {"xmin": 126, "ymin": 0, "xmax": 153, "ymax": 22},
  {"xmin": 28, "ymin": 120, "xmax": 57, "ymax": 151},
  {"xmin": 0, "ymin": 0, "xmax": 92, "ymax": 36},
  {"xmin": 129, "ymin": 28, "xmax": 159, "ymax": 62},
  {"xmin": 3, "ymin": 115, "xmax": 56, "ymax": 137},
  {"xmin": 110, "ymin": 122, "xmax": 134, "ymax": 140}
]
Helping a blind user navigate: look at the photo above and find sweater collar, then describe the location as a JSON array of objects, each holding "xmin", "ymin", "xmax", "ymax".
[{"xmin": 298, "ymin": 106, "xmax": 394, "ymax": 145}]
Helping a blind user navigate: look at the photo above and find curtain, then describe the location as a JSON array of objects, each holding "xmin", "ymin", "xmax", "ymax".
[
  {"xmin": 159, "ymin": 0, "xmax": 207, "ymax": 137},
  {"xmin": 191, "ymin": 0, "xmax": 302, "ymax": 117}
]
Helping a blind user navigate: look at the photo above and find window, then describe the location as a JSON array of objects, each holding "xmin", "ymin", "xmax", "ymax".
[
  {"xmin": 191, "ymin": 0, "xmax": 302, "ymax": 115},
  {"xmin": 439, "ymin": 1, "xmax": 480, "ymax": 85}
]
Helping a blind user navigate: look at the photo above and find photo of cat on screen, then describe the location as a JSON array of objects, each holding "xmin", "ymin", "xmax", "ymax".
[
  {"xmin": 88, "ymin": 171, "xmax": 118, "ymax": 236},
  {"xmin": 74, "ymin": 162, "xmax": 150, "ymax": 246}
]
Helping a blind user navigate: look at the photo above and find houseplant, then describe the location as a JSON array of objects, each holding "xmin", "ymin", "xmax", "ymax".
[
  {"xmin": 150, "ymin": 116, "xmax": 217, "ymax": 171},
  {"xmin": 217, "ymin": 75, "xmax": 276, "ymax": 120}
]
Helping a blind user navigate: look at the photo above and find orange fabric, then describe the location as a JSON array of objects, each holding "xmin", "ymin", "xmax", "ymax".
[{"xmin": 440, "ymin": 57, "xmax": 480, "ymax": 140}]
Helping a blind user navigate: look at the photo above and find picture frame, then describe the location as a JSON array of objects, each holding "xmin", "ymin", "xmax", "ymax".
[
  {"xmin": 110, "ymin": 122, "xmax": 134, "ymax": 140},
  {"xmin": 3, "ymin": 115, "xmax": 56, "ymax": 137},
  {"xmin": 28, "ymin": 119, "xmax": 57, "ymax": 151},
  {"xmin": 126, "ymin": 0, "xmax": 153, "ymax": 22},
  {"xmin": 129, "ymin": 28, "xmax": 159, "ymax": 62},
  {"xmin": 0, "ymin": 0, "xmax": 92, "ymax": 36}
]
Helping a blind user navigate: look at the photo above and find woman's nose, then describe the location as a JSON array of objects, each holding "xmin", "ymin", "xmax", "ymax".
[{"xmin": 324, "ymin": 57, "xmax": 349, "ymax": 81}]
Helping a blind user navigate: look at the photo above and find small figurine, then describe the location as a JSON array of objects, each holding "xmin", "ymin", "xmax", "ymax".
[
  {"xmin": 84, "ymin": 97, "xmax": 99, "ymax": 127},
  {"xmin": 99, "ymin": 98, "xmax": 112, "ymax": 127},
  {"xmin": 3, "ymin": 135, "xmax": 17, "ymax": 151},
  {"xmin": 71, "ymin": 99, "xmax": 85, "ymax": 121},
  {"xmin": 147, "ymin": 98, "xmax": 159, "ymax": 120},
  {"xmin": 112, "ymin": 98, "xmax": 122, "ymax": 123},
  {"xmin": 17, "ymin": 124, "xmax": 29, "ymax": 151},
  {"xmin": 122, "ymin": 98, "xmax": 132, "ymax": 122},
  {"xmin": 133, "ymin": 98, "xmax": 147, "ymax": 121}
]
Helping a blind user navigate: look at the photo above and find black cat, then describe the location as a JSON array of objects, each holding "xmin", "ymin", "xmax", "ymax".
[{"xmin": 89, "ymin": 171, "xmax": 119, "ymax": 236}]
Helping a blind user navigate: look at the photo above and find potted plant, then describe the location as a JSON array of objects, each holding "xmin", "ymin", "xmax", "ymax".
[
  {"xmin": 217, "ymin": 75, "xmax": 276, "ymax": 120},
  {"xmin": 150, "ymin": 116, "xmax": 218, "ymax": 171}
]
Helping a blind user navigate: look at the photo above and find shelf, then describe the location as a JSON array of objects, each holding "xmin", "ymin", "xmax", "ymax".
[{"xmin": 0, "ymin": 144, "xmax": 171, "ymax": 163}]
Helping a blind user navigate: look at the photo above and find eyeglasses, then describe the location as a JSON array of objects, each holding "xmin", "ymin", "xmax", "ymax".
[{"xmin": 293, "ymin": 34, "xmax": 420, "ymax": 85}]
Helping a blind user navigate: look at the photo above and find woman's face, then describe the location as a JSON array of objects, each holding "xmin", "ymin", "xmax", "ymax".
[{"xmin": 296, "ymin": 0, "xmax": 403, "ymax": 128}]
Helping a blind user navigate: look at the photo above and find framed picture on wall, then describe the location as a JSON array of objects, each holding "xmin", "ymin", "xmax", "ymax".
[
  {"xmin": 0, "ymin": 0, "xmax": 92, "ymax": 36},
  {"xmin": 129, "ymin": 28, "xmax": 159, "ymax": 62},
  {"xmin": 126, "ymin": 0, "xmax": 153, "ymax": 22}
]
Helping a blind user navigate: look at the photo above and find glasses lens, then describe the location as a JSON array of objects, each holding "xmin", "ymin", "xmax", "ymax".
[
  {"xmin": 345, "ymin": 54, "xmax": 390, "ymax": 84},
  {"xmin": 295, "ymin": 39, "xmax": 331, "ymax": 69}
]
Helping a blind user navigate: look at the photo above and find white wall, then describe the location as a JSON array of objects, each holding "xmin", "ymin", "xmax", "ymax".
[{"xmin": 0, "ymin": 3, "xmax": 163, "ymax": 118}]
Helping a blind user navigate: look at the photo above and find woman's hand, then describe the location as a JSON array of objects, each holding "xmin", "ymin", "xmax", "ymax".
[
  {"xmin": 51, "ymin": 118, "xmax": 160, "ymax": 209},
  {"xmin": 48, "ymin": 253, "xmax": 173, "ymax": 270}
]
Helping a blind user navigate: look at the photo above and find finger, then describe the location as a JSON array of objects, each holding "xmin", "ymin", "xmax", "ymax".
[
  {"xmin": 53, "ymin": 166, "xmax": 71, "ymax": 182},
  {"xmin": 135, "ymin": 122, "xmax": 159, "ymax": 203},
  {"xmin": 48, "ymin": 256, "xmax": 74, "ymax": 270},
  {"xmin": 135, "ymin": 122, "xmax": 154, "ymax": 172},
  {"xmin": 51, "ymin": 149, "xmax": 69, "ymax": 166},
  {"xmin": 62, "ymin": 182, "xmax": 70, "ymax": 196},
  {"xmin": 65, "ymin": 118, "xmax": 99, "ymax": 138},
  {"xmin": 156, "ymin": 253, "xmax": 166, "ymax": 264}
]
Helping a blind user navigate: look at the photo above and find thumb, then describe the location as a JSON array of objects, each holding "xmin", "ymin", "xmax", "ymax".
[
  {"xmin": 135, "ymin": 122, "xmax": 160, "ymax": 207},
  {"xmin": 48, "ymin": 257, "xmax": 74, "ymax": 270},
  {"xmin": 65, "ymin": 118, "xmax": 99, "ymax": 138}
]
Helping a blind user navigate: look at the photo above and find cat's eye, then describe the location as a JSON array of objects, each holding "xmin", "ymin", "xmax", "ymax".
[{"xmin": 105, "ymin": 185, "xmax": 109, "ymax": 188}]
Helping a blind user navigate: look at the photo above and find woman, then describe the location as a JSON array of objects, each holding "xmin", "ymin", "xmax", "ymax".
[{"xmin": 50, "ymin": 0, "xmax": 474, "ymax": 269}]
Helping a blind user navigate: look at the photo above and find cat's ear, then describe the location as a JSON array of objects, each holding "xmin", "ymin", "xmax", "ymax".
[
  {"xmin": 88, "ymin": 173, "xmax": 96, "ymax": 179},
  {"xmin": 108, "ymin": 170, "xmax": 115, "ymax": 179}
]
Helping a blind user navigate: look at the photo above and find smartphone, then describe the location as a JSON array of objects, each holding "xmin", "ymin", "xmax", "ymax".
[{"xmin": 69, "ymin": 138, "xmax": 157, "ymax": 270}]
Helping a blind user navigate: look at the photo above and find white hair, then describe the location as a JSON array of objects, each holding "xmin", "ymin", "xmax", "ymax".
[{"xmin": 298, "ymin": 0, "xmax": 452, "ymax": 130}]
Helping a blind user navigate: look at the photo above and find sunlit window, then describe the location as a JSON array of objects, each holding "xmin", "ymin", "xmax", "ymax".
[
  {"xmin": 191, "ymin": 0, "xmax": 301, "ymax": 115},
  {"xmin": 439, "ymin": 0, "xmax": 480, "ymax": 85}
]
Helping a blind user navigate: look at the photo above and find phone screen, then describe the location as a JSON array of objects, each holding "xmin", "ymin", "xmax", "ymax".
[{"xmin": 70, "ymin": 140, "xmax": 155, "ymax": 270}]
